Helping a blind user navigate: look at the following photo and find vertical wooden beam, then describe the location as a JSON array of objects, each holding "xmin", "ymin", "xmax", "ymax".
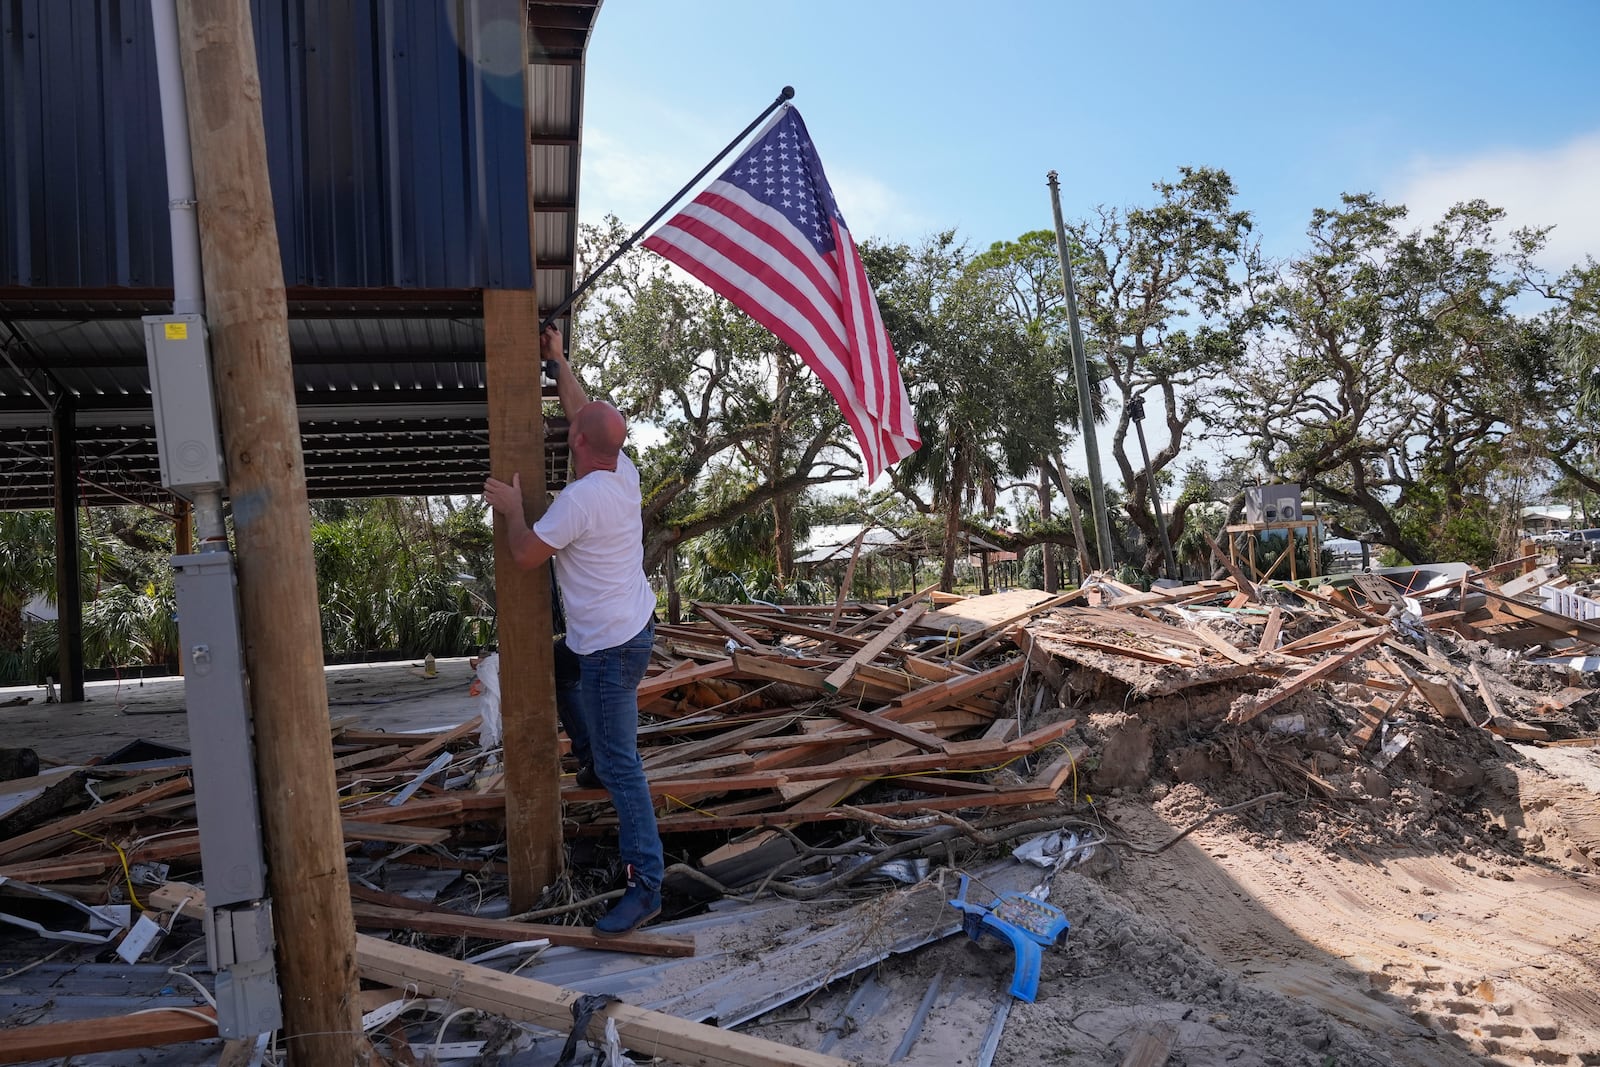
[
  {"xmin": 487, "ymin": 6, "xmax": 562, "ymax": 910},
  {"xmin": 50, "ymin": 396, "xmax": 84, "ymax": 703},
  {"xmin": 173, "ymin": 5, "xmax": 367, "ymax": 1063},
  {"xmin": 485, "ymin": 290, "xmax": 563, "ymax": 910}
]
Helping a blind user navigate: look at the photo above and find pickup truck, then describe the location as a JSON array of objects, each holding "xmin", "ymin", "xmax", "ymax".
[{"xmin": 1558, "ymin": 528, "xmax": 1600, "ymax": 564}]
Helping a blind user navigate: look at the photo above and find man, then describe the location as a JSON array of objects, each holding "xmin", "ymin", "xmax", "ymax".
[{"xmin": 483, "ymin": 325, "xmax": 663, "ymax": 936}]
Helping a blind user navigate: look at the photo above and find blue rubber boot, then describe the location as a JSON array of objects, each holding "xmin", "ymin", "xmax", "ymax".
[{"xmin": 594, "ymin": 868, "xmax": 661, "ymax": 937}]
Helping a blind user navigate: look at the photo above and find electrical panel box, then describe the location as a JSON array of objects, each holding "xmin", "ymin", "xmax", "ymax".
[
  {"xmin": 172, "ymin": 553, "xmax": 266, "ymax": 908},
  {"xmin": 142, "ymin": 314, "xmax": 225, "ymax": 493},
  {"xmin": 1245, "ymin": 484, "xmax": 1304, "ymax": 524}
]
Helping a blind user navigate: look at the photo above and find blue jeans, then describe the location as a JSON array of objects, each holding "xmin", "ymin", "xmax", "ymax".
[{"xmin": 553, "ymin": 621, "xmax": 663, "ymax": 890}]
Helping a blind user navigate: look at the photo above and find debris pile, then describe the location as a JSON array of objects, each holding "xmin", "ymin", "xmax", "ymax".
[{"xmin": 2, "ymin": 556, "xmax": 1598, "ymax": 1065}]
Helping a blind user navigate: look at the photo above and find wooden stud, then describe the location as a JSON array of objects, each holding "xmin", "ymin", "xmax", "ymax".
[{"xmin": 355, "ymin": 936, "xmax": 850, "ymax": 1067}]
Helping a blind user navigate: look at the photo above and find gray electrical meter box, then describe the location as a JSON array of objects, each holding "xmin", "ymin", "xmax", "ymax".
[{"xmin": 142, "ymin": 314, "xmax": 226, "ymax": 493}]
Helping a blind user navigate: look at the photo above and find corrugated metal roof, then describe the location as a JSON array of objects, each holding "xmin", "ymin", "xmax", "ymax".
[
  {"xmin": 0, "ymin": 0, "xmax": 602, "ymax": 508},
  {"xmin": 1, "ymin": 0, "xmax": 536, "ymax": 290}
]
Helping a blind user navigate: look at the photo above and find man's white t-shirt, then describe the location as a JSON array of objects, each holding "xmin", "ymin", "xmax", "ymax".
[{"xmin": 532, "ymin": 452, "xmax": 656, "ymax": 655}]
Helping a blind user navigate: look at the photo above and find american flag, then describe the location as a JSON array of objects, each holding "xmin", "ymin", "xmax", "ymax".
[{"xmin": 642, "ymin": 107, "xmax": 920, "ymax": 482}]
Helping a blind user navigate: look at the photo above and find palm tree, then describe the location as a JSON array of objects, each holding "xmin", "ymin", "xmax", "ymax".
[{"xmin": 0, "ymin": 511, "xmax": 56, "ymax": 678}]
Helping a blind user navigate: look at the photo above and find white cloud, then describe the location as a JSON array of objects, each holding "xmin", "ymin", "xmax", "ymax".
[
  {"xmin": 1388, "ymin": 131, "xmax": 1600, "ymax": 273},
  {"xmin": 828, "ymin": 168, "xmax": 931, "ymax": 243}
]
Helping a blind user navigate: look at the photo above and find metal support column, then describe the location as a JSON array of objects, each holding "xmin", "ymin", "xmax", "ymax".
[{"xmin": 51, "ymin": 395, "xmax": 85, "ymax": 703}]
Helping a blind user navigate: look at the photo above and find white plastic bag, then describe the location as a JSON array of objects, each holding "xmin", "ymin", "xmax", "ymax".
[{"xmin": 473, "ymin": 653, "xmax": 503, "ymax": 749}]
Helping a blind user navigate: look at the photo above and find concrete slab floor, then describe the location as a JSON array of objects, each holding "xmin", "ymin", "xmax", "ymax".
[{"xmin": 0, "ymin": 657, "xmax": 486, "ymax": 765}]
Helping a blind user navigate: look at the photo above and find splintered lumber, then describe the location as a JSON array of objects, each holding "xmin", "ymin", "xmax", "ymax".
[
  {"xmin": 1480, "ymin": 586, "xmax": 1600, "ymax": 643},
  {"xmin": 830, "ymin": 530, "xmax": 867, "ymax": 628},
  {"xmin": 828, "ymin": 705, "xmax": 946, "ymax": 751},
  {"xmin": 693, "ymin": 604, "xmax": 774, "ymax": 652},
  {"xmin": 349, "ymin": 902, "xmax": 695, "ymax": 957},
  {"xmin": 1467, "ymin": 663, "xmax": 1506, "ymax": 722},
  {"xmin": 341, "ymin": 819, "xmax": 451, "ymax": 845},
  {"xmin": 1187, "ymin": 623, "xmax": 1260, "ymax": 667},
  {"xmin": 823, "ymin": 602, "xmax": 928, "ymax": 691},
  {"xmin": 1204, "ymin": 530, "xmax": 1257, "ymax": 600},
  {"xmin": 885, "ymin": 657, "xmax": 1026, "ymax": 714},
  {"xmin": 356, "ymin": 935, "xmax": 849, "ymax": 1067},
  {"xmin": 1228, "ymin": 633, "xmax": 1387, "ymax": 724},
  {"xmin": 1257, "ymin": 605, "xmax": 1285, "ymax": 652},
  {"xmin": 841, "ymin": 582, "xmax": 940, "ymax": 635},
  {"xmin": 0, "ymin": 775, "xmax": 193, "ymax": 861},
  {"xmin": 713, "ymin": 606, "xmax": 880, "ymax": 651},
  {"xmin": 637, "ymin": 658, "xmax": 736, "ymax": 702},
  {"xmin": 0, "ymin": 1007, "xmax": 218, "ymax": 1066},
  {"xmin": 378, "ymin": 717, "xmax": 482, "ymax": 770},
  {"xmin": 1032, "ymin": 743, "xmax": 1088, "ymax": 793},
  {"xmin": 1393, "ymin": 663, "xmax": 1477, "ymax": 726},
  {"xmin": 644, "ymin": 787, "xmax": 1063, "ymax": 834}
]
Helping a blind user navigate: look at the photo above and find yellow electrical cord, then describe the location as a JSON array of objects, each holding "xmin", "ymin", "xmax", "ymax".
[{"xmin": 71, "ymin": 828, "xmax": 144, "ymax": 910}]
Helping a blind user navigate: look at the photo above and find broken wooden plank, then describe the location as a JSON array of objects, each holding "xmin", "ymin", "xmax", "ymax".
[
  {"xmin": 1485, "ymin": 719, "xmax": 1550, "ymax": 742},
  {"xmin": 1204, "ymin": 530, "xmax": 1257, "ymax": 601},
  {"xmin": 1467, "ymin": 663, "xmax": 1505, "ymax": 724},
  {"xmin": 830, "ymin": 530, "xmax": 867, "ymax": 629},
  {"xmin": 1257, "ymin": 605, "xmax": 1284, "ymax": 653},
  {"xmin": 1031, "ymin": 743, "xmax": 1088, "ymax": 793},
  {"xmin": 823, "ymin": 602, "xmax": 928, "ymax": 692},
  {"xmin": 1393, "ymin": 663, "xmax": 1477, "ymax": 726},
  {"xmin": 332, "ymin": 744, "xmax": 405, "ymax": 771},
  {"xmin": 1228, "ymin": 633, "xmax": 1387, "ymax": 725},
  {"xmin": 828, "ymin": 704, "xmax": 946, "ymax": 752},
  {"xmin": 885, "ymin": 658, "xmax": 1027, "ymax": 714},
  {"xmin": 840, "ymin": 582, "xmax": 940, "ymax": 635},
  {"xmin": 341, "ymin": 819, "xmax": 451, "ymax": 846},
  {"xmin": 0, "ymin": 1007, "xmax": 217, "ymax": 1065},
  {"xmin": 639, "ymin": 787, "xmax": 1064, "ymax": 834},
  {"xmin": 349, "ymin": 902, "xmax": 695, "ymax": 958},
  {"xmin": 1187, "ymin": 623, "xmax": 1260, "ymax": 667},
  {"xmin": 377, "ymin": 717, "xmax": 482, "ymax": 771},
  {"xmin": 692, "ymin": 605, "xmax": 773, "ymax": 652},
  {"xmin": 637, "ymin": 657, "xmax": 736, "ymax": 702},
  {"xmin": 355, "ymin": 935, "xmax": 848, "ymax": 1067},
  {"xmin": 0, "ymin": 775, "xmax": 193, "ymax": 861}
]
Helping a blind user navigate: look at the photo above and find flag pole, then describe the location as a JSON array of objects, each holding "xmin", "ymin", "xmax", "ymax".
[{"xmin": 539, "ymin": 86, "xmax": 796, "ymax": 332}]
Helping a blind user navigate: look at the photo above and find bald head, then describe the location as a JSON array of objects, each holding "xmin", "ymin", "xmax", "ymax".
[{"xmin": 571, "ymin": 401, "xmax": 627, "ymax": 468}]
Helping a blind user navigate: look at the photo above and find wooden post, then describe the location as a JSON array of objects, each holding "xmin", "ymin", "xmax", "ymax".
[
  {"xmin": 485, "ymin": 290, "xmax": 563, "ymax": 910},
  {"xmin": 486, "ymin": 6, "xmax": 562, "ymax": 913},
  {"xmin": 51, "ymin": 396, "xmax": 85, "ymax": 703},
  {"xmin": 173, "ymin": 5, "xmax": 368, "ymax": 1063}
]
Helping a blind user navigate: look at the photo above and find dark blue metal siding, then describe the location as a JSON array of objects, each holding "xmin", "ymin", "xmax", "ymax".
[
  {"xmin": 1, "ymin": 1, "xmax": 170, "ymax": 287},
  {"xmin": 0, "ymin": 0, "xmax": 531, "ymax": 291}
]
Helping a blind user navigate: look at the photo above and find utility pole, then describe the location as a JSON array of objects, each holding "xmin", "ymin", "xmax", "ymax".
[
  {"xmin": 173, "ymin": 3, "xmax": 367, "ymax": 1062},
  {"xmin": 1047, "ymin": 172, "xmax": 1115, "ymax": 573}
]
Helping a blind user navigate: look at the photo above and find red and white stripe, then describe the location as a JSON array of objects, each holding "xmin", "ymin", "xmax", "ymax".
[{"xmin": 643, "ymin": 181, "xmax": 920, "ymax": 482}]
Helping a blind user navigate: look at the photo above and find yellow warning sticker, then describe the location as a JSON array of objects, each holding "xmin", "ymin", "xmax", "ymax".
[{"xmin": 164, "ymin": 322, "xmax": 188, "ymax": 341}]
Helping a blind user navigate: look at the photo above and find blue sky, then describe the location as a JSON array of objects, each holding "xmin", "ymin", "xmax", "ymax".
[{"xmin": 579, "ymin": 0, "xmax": 1600, "ymax": 272}]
